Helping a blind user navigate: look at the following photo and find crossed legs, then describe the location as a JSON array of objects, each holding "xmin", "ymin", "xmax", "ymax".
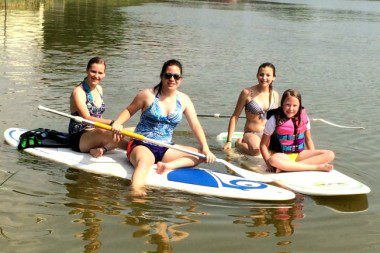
[{"xmin": 268, "ymin": 149, "xmax": 335, "ymax": 173}]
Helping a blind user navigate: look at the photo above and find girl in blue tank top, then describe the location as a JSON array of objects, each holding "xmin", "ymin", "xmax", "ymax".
[
  {"xmin": 112, "ymin": 59, "xmax": 216, "ymax": 197},
  {"xmin": 134, "ymin": 92, "xmax": 182, "ymax": 143}
]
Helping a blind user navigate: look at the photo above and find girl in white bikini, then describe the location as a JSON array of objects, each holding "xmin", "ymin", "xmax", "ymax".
[{"xmin": 224, "ymin": 63, "xmax": 279, "ymax": 156}]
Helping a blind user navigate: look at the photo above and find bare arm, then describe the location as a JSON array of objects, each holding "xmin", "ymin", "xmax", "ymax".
[
  {"xmin": 224, "ymin": 89, "xmax": 248, "ymax": 149},
  {"xmin": 304, "ymin": 130, "xmax": 315, "ymax": 150},
  {"xmin": 183, "ymin": 94, "xmax": 215, "ymax": 163},
  {"xmin": 260, "ymin": 134, "xmax": 273, "ymax": 168},
  {"xmin": 112, "ymin": 89, "xmax": 148, "ymax": 131}
]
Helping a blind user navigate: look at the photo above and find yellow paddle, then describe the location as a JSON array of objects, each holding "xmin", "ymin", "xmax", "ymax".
[{"xmin": 38, "ymin": 105, "xmax": 272, "ymax": 182}]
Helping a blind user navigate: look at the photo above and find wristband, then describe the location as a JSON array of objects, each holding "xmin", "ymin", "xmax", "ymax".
[{"xmin": 110, "ymin": 120, "xmax": 115, "ymax": 126}]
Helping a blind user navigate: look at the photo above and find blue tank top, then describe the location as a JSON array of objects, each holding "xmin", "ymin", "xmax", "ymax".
[
  {"xmin": 134, "ymin": 92, "xmax": 182, "ymax": 143},
  {"xmin": 68, "ymin": 79, "xmax": 106, "ymax": 135}
]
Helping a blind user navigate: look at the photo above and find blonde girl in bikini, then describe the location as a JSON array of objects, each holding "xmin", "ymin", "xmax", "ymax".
[{"xmin": 224, "ymin": 62, "xmax": 279, "ymax": 156}]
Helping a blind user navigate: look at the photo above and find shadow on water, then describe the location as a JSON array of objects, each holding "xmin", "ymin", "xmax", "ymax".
[{"xmin": 312, "ymin": 194, "xmax": 369, "ymax": 213}]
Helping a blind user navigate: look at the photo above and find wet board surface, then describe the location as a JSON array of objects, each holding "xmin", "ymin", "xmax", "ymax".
[
  {"xmin": 3, "ymin": 128, "xmax": 295, "ymax": 201},
  {"xmin": 217, "ymin": 132, "xmax": 371, "ymax": 196}
]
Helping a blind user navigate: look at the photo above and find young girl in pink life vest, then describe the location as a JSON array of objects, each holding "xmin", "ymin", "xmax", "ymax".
[{"xmin": 260, "ymin": 89, "xmax": 335, "ymax": 173}]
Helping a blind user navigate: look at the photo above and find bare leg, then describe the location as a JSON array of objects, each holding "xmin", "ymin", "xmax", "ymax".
[
  {"xmin": 269, "ymin": 153, "xmax": 333, "ymax": 172},
  {"xmin": 296, "ymin": 150, "xmax": 335, "ymax": 164},
  {"xmin": 156, "ymin": 145, "xmax": 201, "ymax": 174},
  {"xmin": 128, "ymin": 145, "xmax": 155, "ymax": 196},
  {"xmin": 235, "ymin": 132, "xmax": 261, "ymax": 156},
  {"xmin": 79, "ymin": 129, "xmax": 120, "ymax": 158}
]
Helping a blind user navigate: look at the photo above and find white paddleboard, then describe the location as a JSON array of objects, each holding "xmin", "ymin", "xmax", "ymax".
[
  {"xmin": 217, "ymin": 132, "xmax": 371, "ymax": 196},
  {"xmin": 3, "ymin": 128, "xmax": 295, "ymax": 201}
]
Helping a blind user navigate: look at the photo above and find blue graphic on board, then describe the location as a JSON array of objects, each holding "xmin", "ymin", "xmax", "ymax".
[{"xmin": 167, "ymin": 168, "xmax": 267, "ymax": 190}]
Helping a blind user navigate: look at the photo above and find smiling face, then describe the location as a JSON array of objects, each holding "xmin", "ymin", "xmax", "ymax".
[
  {"xmin": 86, "ymin": 63, "xmax": 106, "ymax": 87},
  {"xmin": 282, "ymin": 95, "xmax": 300, "ymax": 118},
  {"xmin": 162, "ymin": 65, "xmax": 183, "ymax": 90},
  {"xmin": 256, "ymin": 66, "xmax": 275, "ymax": 88}
]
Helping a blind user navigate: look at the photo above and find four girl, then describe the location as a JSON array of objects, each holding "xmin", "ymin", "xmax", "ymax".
[{"xmin": 69, "ymin": 58, "xmax": 335, "ymax": 196}]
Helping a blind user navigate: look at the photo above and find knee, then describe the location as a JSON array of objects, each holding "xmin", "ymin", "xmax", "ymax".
[
  {"xmin": 267, "ymin": 155, "xmax": 280, "ymax": 168},
  {"xmin": 326, "ymin": 150, "xmax": 335, "ymax": 161},
  {"xmin": 95, "ymin": 128, "xmax": 108, "ymax": 134},
  {"xmin": 247, "ymin": 147, "xmax": 260, "ymax": 156}
]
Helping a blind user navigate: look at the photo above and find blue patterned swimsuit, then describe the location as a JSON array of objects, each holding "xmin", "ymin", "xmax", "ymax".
[
  {"xmin": 134, "ymin": 92, "xmax": 182, "ymax": 143},
  {"xmin": 127, "ymin": 92, "xmax": 182, "ymax": 163}
]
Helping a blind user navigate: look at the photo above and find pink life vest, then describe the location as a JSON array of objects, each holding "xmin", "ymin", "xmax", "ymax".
[{"xmin": 274, "ymin": 109, "xmax": 308, "ymax": 153}]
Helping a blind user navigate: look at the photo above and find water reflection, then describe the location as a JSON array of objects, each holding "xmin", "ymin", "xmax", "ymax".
[
  {"xmin": 124, "ymin": 198, "xmax": 199, "ymax": 253},
  {"xmin": 231, "ymin": 194, "xmax": 304, "ymax": 240},
  {"xmin": 64, "ymin": 169, "xmax": 201, "ymax": 253}
]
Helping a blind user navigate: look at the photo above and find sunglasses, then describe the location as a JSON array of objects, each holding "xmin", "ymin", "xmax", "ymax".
[{"xmin": 164, "ymin": 73, "xmax": 182, "ymax": 80}]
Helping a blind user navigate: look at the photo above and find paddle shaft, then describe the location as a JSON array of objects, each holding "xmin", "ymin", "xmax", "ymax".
[
  {"xmin": 38, "ymin": 105, "xmax": 207, "ymax": 158},
  {"xmin": 197, "ymin": 113, "xmax": 245, "ymax": 119},
  {"xmin": 198, "ymin": 113, "xmax": 364, "ymax": 129},
  {"xmin": 38, "ymin": 105, "xmax": 272, "ymax": 182}
]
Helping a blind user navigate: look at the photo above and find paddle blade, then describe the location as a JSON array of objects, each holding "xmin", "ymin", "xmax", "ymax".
[{"xmin": 216, "ymin": 159, "xmax": 273, "ymax": 183}]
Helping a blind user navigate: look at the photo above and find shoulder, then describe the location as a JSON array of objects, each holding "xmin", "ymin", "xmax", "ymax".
[
  {"xmin": 97, "ymin": 85, "xmax": 104, "ymax": 94},
  {"xmin": 301, "ymin": 108, "xmax": 308, "ymax": 116},
  {"xmin": 237, "ymin": 87, "xmax": 251, "ymax": 101},
  {"xmin": 300, "ymin": 108, "xmax": 309, "ymax": 120},
  {"xmin": 272, "ymin": 90, "xmax": 280, "ymax": 101},
  {"xmin": 137, "ymin": 88, "xmax": 154, "ymax": 99},
  {"xmin": 72, "ymin": 84, "xmax": 85, "ymax": 96},
  {"xmin": 177, "ymin": 91, "xmax": 191, "ymax": 107},
  {"xmin": 241, "ymin": 87, "xmax": 252, "ymax": 96}
]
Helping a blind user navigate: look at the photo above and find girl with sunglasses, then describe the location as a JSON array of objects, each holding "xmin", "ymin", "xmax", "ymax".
[
  {"xmin": 224, "ymin": 62, "xmax": 280, "ymax": 156},
  {"xmin": 68, "ymin": 57, "xmax": 124, "ymax": 157},
  {"xmin": 112, "ymin": 59, "xmax": 216, "ymax": 196},
  {"xmin": 260, "ymin": 89, "xmax": 334, "ymax": 173}
]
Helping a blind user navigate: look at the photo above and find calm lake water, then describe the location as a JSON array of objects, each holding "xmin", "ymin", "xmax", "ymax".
[{"xmin": 1, "ymin": 0, "xmax": 380, "ymax": 252}]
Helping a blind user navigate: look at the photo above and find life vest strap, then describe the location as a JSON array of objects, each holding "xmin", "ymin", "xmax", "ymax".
[
  {"xmin": 277, "ymin": 132, "xmax": 305, "ymax": 141},
  {"xmin": 282, "ymin": 143, "xmax": 305, "ymax": 153}
]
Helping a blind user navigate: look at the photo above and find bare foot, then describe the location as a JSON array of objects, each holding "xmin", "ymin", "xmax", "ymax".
[
  {"xmin": 90, "ymin": 147, "xmax": 106, "ymax": 158},
  {"xmin": 318, "ymin": 163, "xmax": 334, "ymax": 172},
  {"xmin": 131, "ymin": 186, "xmax": 147, "ymax": 197},
  {"xmin": 156, "ymin": 162, "xmax": 167, "ymax": 174}
]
